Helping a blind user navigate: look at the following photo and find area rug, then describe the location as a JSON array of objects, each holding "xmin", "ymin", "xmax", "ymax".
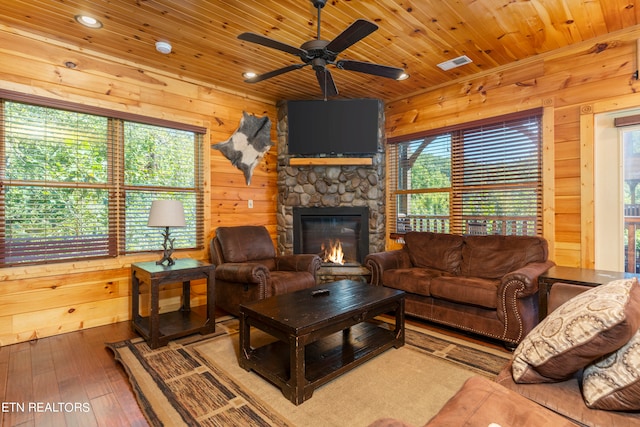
[{"xmin": 108, "ymin": 317, "xmax": 510, "ymax": 427}]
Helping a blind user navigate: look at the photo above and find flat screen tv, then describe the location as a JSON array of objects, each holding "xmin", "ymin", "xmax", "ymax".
[{"xmin": 287, "ymin": 99, "xmax": 381, "ymax": 155}]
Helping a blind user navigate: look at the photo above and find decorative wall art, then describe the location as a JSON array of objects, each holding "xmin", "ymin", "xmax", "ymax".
[{"xmin": 212, "ymin": 111, "xmax": 272, "ymax": 185}]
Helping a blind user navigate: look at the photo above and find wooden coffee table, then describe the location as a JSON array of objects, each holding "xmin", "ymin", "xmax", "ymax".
[{"xmin": 238, "ymin": 280, "xmax": 405, "ymax": 405}]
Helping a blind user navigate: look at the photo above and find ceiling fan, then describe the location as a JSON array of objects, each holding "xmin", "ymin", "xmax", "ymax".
[{"xmin": 237, "ymin": 0, "xmax": 405, "ymax": 98}]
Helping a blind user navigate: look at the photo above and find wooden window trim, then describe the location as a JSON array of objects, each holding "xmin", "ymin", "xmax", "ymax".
[{"xmin": 0, "ymin": 89, "xmax": 206, "ymax": 134}]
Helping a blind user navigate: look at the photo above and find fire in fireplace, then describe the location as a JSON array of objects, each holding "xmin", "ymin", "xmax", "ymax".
[
  {"xmin": 293, "ymin": 207, "xmax": 369, "ymax": 266},
  {"xmin": 322, "ymin": 239, "xmax": 345, "ymax": 264}
]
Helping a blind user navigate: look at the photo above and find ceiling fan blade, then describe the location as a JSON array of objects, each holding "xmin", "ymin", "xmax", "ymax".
[
  {"xmin": 336, "ymin": 60, "xmax": 404, "ymax": 79},
  {"xmin": 245, "ymin": 64, "xmax": 307, "ymax": 83},
  {"xmin": 325, "ymin": 19, "xmax": 378, "ymax": 54},
  {"xmin": 238, "ymin": 32, "xmax": 307, "ymax": 57},
  {"xmin": 315, "ymin": 68, "xmax": 338, "ymax": 97}
]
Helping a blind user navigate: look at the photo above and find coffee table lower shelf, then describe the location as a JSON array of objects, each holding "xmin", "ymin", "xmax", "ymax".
[{"xmin": 241, "ymin": 321, "xmax": 401, "ymax": 403}]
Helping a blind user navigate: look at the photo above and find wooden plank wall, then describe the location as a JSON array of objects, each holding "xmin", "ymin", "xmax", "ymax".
[
  {"xmin": 385, "ymin": 26, "xmax": 640, "ymax": 269},
  {"xmin": 0, "ymin": 28, "xmax": 277, "ymax": 346},
  {"xmin": 2, "ymin": 23, "xmax": 640, "ymax": 345}
]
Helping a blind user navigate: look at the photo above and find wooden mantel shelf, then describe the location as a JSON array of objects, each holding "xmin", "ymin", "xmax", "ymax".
[{"xmin": 289, "ymin": 157, "xmax": 373, "ymax": 166}]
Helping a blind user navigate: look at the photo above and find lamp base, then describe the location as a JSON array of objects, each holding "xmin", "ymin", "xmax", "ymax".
[
  {"xmin": 156, "ymin": 256, "xmax": 175, "ymax": 266},
  {"xmin": 156, "ymin": 227, "xmax": 176, "ymax": 266}
]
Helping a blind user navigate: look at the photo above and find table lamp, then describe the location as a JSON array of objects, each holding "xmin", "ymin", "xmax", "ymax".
[{"xmin": 147, "ymin": 200, "xmax": 186, "ymax": 266}]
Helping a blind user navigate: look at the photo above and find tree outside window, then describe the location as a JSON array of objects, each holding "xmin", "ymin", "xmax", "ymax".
[
  {"xmin": 388, "ymin": 110, "xmax": 542, "ymax": 237},
  {"xmin": 0, "ymin": 98, "xmax": 204, "ymax": 266}
]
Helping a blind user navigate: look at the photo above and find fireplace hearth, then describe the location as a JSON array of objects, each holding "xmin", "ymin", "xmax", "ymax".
[{"xmin": 293, "ymin": 207, "xmax": 369, "ymax": 265}]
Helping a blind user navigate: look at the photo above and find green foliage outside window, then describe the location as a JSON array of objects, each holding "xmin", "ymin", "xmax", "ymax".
[
  {"xmin": 392, "ymin": 113, "xmax": 542, "ymax": 236},
  {"xmin": 1, "ymin": 100, "xmax": 202, "ymax": 265}
]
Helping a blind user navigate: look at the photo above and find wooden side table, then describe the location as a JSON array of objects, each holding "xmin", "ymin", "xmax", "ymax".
[
  {"xmin": 131, "ymin": 258, "xmax": 215, "ymax": 349},
  {"xmin": 538, "ymin": 266, "xmax": 636, "ymax": 320}
]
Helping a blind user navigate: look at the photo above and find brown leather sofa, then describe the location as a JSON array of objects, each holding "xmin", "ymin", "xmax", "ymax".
[
  {"xmin": 364, "ymin": 232, "xmax": 554, "ymax": 346},
  {"xmin": 369, "ymin": 280, "xmax": 640, "ymax": 427},
  {"xmin": 209, "ymin": 225, "xmax": 321, "ymax": 316}
]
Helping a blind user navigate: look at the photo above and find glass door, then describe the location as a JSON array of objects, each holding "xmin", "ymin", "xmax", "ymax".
[{"xmin": 623, "ymin": 126, "xmax": 640, "ymax": 273}]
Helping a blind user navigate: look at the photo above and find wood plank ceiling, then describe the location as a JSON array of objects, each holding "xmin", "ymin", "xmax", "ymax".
[{"xmin": 0, "ymin": 0, "xmax": 638, "ymax": 104}]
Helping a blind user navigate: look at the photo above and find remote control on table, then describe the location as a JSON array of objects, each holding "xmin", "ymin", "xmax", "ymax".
[{"xmin": 311, "ymin": 289, "xmax": 330, "ymax": 297}]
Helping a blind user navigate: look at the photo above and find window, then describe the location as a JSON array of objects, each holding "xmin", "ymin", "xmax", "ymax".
[
  {"xmin": 0, "ymin": 91, "xmax": 205, "ymax": 266},
  {"xmin": 595, "ymin": 110, "xmax": 640, "ymax": 272},
  {"xmin": 388, "ymin": 109, "xmax": 543, "ymax": 236}
]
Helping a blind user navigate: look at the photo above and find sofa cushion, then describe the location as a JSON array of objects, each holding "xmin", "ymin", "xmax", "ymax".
[
  {"xmin": 582, "ymin": 327, "xmax": 640, "ymax": 411},
  {"xmin": 497, "ymin": 362, "xmax": 640, "ymax": 426},
  {"xmin": 216, "ymin": 225, "xmax": 276, "ymax": 263},
  {"xmin": 430, "ymin": 276, "xmax": 499, "ymax": 309},
  {"xmin": 511, "ymin": 278, "xmax": 640, "ymax": 383},
  {"xmin": 425, "ymin": 376, "xmax": 579, "ymax": 427},
  {"xmin": 382, "ymin": 268, "xmax": 449, "ymax": 296},
  {"xmin": 404, "ymin": 232, "xmax": 464, "ymax": 274},
  {"xmin": 461, "ymin": 235, "xmax": 547, "ymax": 279}
]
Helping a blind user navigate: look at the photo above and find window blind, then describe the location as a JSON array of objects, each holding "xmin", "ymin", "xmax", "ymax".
[
  {"xmin": 451, "ymin": 115, "xmax": 542, "ymax": 235},
  {"xmin": 387, "ymin": 109, "xmax": 542, "ymax": 237},
  {"xmin": 388, "ymin": 134, "xmax": 452, "ymax": 234},
  {"xmin": 0, "ymin": 101, "xmax": 114, "ymax": 264},
  {"xmin": 121, "ymin": 121, "xmax": 204, "ymax": 254},
  {"xmin": 0, "ymin": 96, "xmax": 205, "ymax": 266}
]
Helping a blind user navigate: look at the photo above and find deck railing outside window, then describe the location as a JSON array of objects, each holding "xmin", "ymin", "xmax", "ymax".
[{"xmin": 396, "ymin": 215, "xmax": 537, "ymax": 236}]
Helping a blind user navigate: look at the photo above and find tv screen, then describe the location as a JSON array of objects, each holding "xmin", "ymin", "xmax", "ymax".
[{"xmin": 287, "ymin": 99, "xmax": 381, "ymax": 155}]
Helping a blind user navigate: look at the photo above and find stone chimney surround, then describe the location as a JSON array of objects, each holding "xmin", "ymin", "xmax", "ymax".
[{"xmin": 275, "ymin": 100, "xmax": 386, "ymax": 260}]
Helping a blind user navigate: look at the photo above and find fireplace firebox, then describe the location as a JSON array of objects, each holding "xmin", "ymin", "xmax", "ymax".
[{"xmin": 293, "ymin": 207, "xmax": 369, "ymax": 265}]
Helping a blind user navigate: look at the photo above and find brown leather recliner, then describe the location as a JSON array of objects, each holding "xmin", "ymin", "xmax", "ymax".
[{"xmin": 210, "ymin": 225, "xmax": 321, "ymax": 316}]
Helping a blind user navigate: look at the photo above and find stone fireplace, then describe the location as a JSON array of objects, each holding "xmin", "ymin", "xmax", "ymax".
[{"xmin": 275, "ymin": 101, "xmax": 386, "ymax": 282}]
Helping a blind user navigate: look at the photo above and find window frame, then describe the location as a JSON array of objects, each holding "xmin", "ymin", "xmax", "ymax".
[
  {"xmin": 0, "ymin": 89, "xmax": 206, "ymax": 267},
  {"xmin": 387, "ymin": 108, "xmax": 543, "ymax": 237}
]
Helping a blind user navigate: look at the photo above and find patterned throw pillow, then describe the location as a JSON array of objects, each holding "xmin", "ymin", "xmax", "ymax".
[
  {"xmin": 582, "ymin": 327, "xmax": 640, "ymax": 410},
  {"xmin": 512, "ymin": 278, "xmax": 640, "ymax": 383}
]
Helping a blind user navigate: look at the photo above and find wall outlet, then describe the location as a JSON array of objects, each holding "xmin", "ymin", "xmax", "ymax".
[{"xmin": 248, "ymin": 199, "xmax": 253, "ymax": 208}]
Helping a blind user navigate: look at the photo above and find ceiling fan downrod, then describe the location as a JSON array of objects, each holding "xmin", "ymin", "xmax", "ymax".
[{"xmin": 312, "ymin": 0, "xmax": 327, "ymax": 40}]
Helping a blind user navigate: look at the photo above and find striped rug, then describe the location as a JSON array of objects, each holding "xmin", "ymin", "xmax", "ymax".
[{"xmin": 108, "ymin": 317, "xmax": 510, "ymax": 426}]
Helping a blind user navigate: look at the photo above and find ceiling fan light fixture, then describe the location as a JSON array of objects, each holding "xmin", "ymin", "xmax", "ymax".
[
  {"xmin": 74, "ymin": 15, "xmax": 103, "ymax": 29},
  {"xmin": 243, "ymin": 71, "xmax": 257, "ymax": 79},
  {"xmin": 397, "ymin": 72, "xmax": 410, "ymax": 81},
  {"xmin": 437, "ymin": 55, "xmax": 473, "ymax": 71}
]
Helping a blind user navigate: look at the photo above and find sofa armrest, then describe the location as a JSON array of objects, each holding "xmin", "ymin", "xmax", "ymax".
[
  {"xmin": 501, "ymin": 260, "xmax": 556, "ymax": 298},
  {"xmin": 498, "ymin": 260, "xmax": 555, "ymax": 343},
  {"xmin": 214, "ymin": 262, "xmax": 270, "ymax": 284},
  {"xmin": 276, "ymin": 254, "xmax": 322, "ymax": 277},
  {"xmin": 364, "ymin": 250, "xmax": 411, "ymax": 286}
]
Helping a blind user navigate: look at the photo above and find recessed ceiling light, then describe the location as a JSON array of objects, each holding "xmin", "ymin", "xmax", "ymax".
[
  {"xmin": 74, "ymin": 15, "xmax": 103, "ymax": 29},
  {"xmin": 397, "ymin": 73, "xmax": 410, "ymax": 81},
  {"xmin": 243, "ymin": 72, "xmax": 257, "ymax": 80},
  {"xmin": 437, "ymin": 55, "xmax": 473, "ymax": 71}
]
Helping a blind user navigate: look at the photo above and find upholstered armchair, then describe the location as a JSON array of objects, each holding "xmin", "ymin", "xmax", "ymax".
[{"xmin": 210, "ymin": 225, "xmax": 322, "ymax": 316}]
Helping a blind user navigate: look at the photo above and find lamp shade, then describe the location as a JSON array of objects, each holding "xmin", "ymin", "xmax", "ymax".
[{"xmin": 147, "ymin": 200, "xmax": 186, "ymax": 227}]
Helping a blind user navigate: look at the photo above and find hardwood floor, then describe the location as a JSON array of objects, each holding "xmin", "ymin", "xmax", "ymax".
[
  {"xmin": 0, "ymin": 313, "xmax": 510, "ymax": 427},
  {"xmin": 0, "ymin": 322, "xmax": 146, "ymax": 427}
]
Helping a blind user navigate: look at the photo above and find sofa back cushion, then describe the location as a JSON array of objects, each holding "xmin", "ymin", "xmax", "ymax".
[
  {"xmin": 404, "ymin": 232, "xmax": 464, "ymax": 273},
  {"xmin": 461, "ymin": 235, "xmax": 548, "ymax": 279},
  {"xmin": 216, "ymin": 225, "xmax": 276, "ymax": 263}
]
